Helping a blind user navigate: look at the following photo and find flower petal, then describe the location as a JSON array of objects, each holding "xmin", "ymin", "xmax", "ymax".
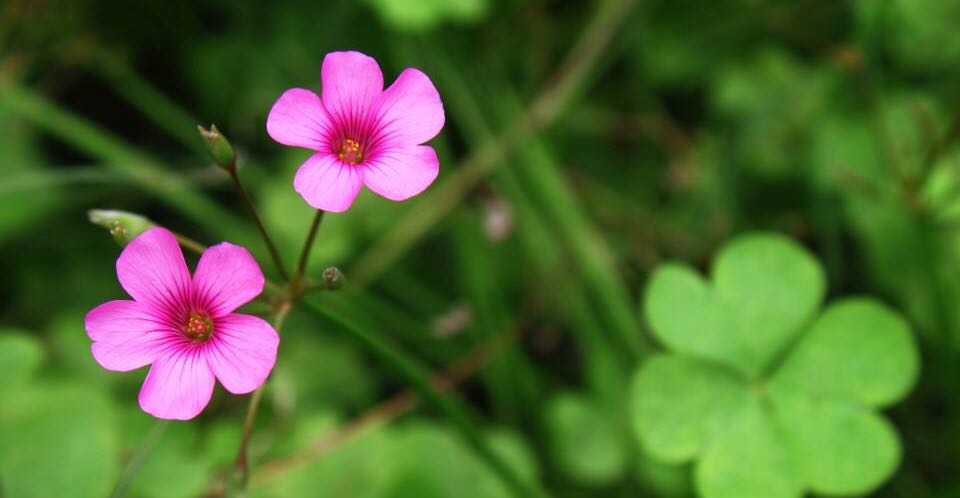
[
  {"xmin": 266, "ymin": 88, "xmax": 333, "ymax": 150},
  {"xmin": 138, "ymin": 348, "xmax": 215, "ymax": 420},
  {"xmin": 362, "ymin": 145, "xmax": 439, "ymax": 201},
  {"xmin": 293, "ymin": 152, "xmax": 364, "ymax": 212},
  {"xmin": 321, "ymin": 51, "xmax": 383, "ymax": 120},
  {"xmin": 374, "ymin": 68, "xmax": 445, "ymax": 147},
  {"xmin": 86, "ymin": 300, "xmax": 180, "ymax": 371},
  {"xmin": 116, "ymin": 227, "xmax": 191, "ymax": 312},
  {"xmin": 206, "ymin": 313, "xmax": 279, "ymax": 394},
  {"xmin": 192, "ymin": 242, "xmax": 264, "ymax": 317}
]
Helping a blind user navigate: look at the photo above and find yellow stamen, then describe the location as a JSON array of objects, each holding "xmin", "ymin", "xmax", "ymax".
[
  {"xmin": 185, "ymin": 312, "xmax": 213, "ymax": 341},
  {"xmin": 338, "ymin": 139, "xmax": 363, "ymax": 164}
]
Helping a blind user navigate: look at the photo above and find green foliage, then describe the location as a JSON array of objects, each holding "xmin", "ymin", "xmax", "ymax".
[
  {"xmin": 544, "ymin": 392, "xmax": 627, "ymax": 485},
  {"xmin": 364, "ymin": 0, "xmax": 488, "ymax": 32},
  {"xmin": 0, "ymin": 333, "xmax": 120, "ymax": 498},
  {"xmin": 0, "ymin": 331, "xmax": 43, "ymax": 401},
  {"xmin": 257, "ymin": 419, "xmax": 537, "ymax": 498},
  {"xmin": 2, "ymin": 0, "xmax": 956, "ymax": 497},
  {"xmin": 632, "ymin": 233, "xmax": 919, "ymax": 498}
]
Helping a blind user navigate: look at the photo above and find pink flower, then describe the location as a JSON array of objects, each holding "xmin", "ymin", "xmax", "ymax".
[
  {"xmin": 266, "ymin": 51, "xmax": 445, "ymax": 212},
  {"xmin": 85, "ymin": 227, "xmax": 279, "ymax": 420}
]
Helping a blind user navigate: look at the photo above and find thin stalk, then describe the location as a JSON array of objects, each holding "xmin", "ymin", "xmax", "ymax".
[
  {"xmin": 232, "ymin": 301, "xmax": 292, "ymax": 493},
  {"xmin": 302, "ymin": 300, "xmax": 550, "ymax": 498},
  {"xmin": 227, "ymin": 169, "xmax": 290, "ymax": 282},
  {"xmin": 173, "ymin": 233, "xmax": 207, "ymax": 255},
  {"xmin": 108, "ymin": 420, "xmax": 171, "ymax": 498},
  {"xmin": 0, "ymin": 83, "xmax": 251, "ymax": 245},
  {"xmin": 231, "ymin": 184, "xmax": 325, "ymax": 493},
  {"xmin": 295, "ymin": 210, "xmax": 325, "ymax": 278}
]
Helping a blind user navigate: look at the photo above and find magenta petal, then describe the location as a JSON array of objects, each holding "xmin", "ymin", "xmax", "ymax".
[
  {"xmin": 138, "ymin": 348, "xmax": 215, "ymax": 420},
  {"xmin": 116, "ymin": 227, "xmax": 191, "ymax": 311},
  {"xmin": 206, "ymin": 313, "xmax": 279, "ymax": 394},
  {"xmin": 86, "ymin": 300, "xmax": 178, "ymax": 371},
  {"xmin": 192, "ymin": 242, "xmax": 264, "ymax": 317},
  {"xmin": 266, "ymin": 88, "xmax": 333, "ymax": 150},
  {"xmin": 362, "ymin": 145, "xmax": 440, "ymax": 201},
  {"xmin": 293, "ymin": 153, "xmax": 364, "ymax": 212},
  {"xmin": 374, "ymin": 68, "xmax": 445, "ymax": 147},
  {"xmin": 321, "ymin": 51, "xmax": 383, "ymax": 119}
]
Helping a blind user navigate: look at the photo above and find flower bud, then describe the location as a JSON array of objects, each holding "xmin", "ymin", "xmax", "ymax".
[
  {"xmin": 197, "ymin": 124, "xmax": 236, "ymax": 171},
  {"xmin": 322, "ymin": 267, "xmax": 345, "ymax": 290},
  {"xmin": 88, "ymin": 209, "xmax": 155, "ymax": 246}
]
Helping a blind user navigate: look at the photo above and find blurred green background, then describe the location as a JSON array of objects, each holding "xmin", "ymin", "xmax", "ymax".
[{"xmin": 2, "ymin": 0, "xmax": 960, "ymax": 497}]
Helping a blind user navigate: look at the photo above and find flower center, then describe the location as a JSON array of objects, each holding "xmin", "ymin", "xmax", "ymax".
[
  {"xmin": 338, "ymin": 138, "xmax": 364, "ymax": 165},
  {"xmin": 184, "ymin": 312, "xmax": 214, "ymax": 341}
]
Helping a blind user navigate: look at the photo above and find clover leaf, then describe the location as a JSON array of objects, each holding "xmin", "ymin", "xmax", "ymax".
[{"xmin": 631, "ymin": 233, "xmax": 919, "ymax": 498}]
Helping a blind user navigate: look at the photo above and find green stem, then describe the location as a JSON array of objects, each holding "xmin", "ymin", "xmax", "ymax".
[
  {"xmin": 295, "ymin": 210, "xmax": 325, "ymax": 278},
  {"xmin": 109, "ymin": 419, "xmax": 171, "ymax": 498},
  {"xmin": 302, "ymin": 300, "xmax": 550, "ymax": 498},
  {"xmin": 227, "ymin": 170, "xmax": 290, "ymax": 282},
  {"xmin": 232, "ymin": 303, "xmax": 291, "ymax": 494},
  {"xmin": 0, "ymin": 83, "xmax": 251, "ymax": 245}
]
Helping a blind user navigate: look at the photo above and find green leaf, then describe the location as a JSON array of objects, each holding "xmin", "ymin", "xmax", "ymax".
[
  {"xmin": 545, "ymin": 392, "xmax": 627, "ymax": 484},
  {"xmin": 712, "ymin": 233, "xmax": 825, "ymax": 374},
  {"xmin": 258, "ymin": 413, "xmax": 394, "ymax": 498},
  {"xmin": 384, "ymin": 424, "xmax": 537, "ymax": 498},
  {"xmin": 771, "ymin": 388, "xmax": 900, "ymax": 496},
  {"xmin": 630, "ymin": 355, "xmax": 747, "ymax": 463},
  {"xmin": 696, "ymin": 395, "xmax": 801, "ymax": 498},
  {"xmin": 645, "ymin": 264, "xmax": 747, "ymax": 372},
  {"xmin": 0, "ymin": 383, "xmax": 119, "ymax": 498},
  {"xmin": 125, "ymin": 413, "xmax": 211, "ymax": 498},
  {"xmin": 773, "ymin": 298, "xmax": 919, "ymax": 407},
  {"xmin": 0, "ymin": 331, "xmax": 43, "ymax": 402},
  {"xmin": 635, "ymin": 453, "xmax": 693, "ymax": 498},
  {"xmin": 364, "ymin": 0, "xmax": 488, "ymax": 32}
]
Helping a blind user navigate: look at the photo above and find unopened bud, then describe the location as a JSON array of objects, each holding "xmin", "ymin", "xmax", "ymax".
[
  {"xmin": 197, "ymin": 124, "xmax": 236, "ymax": 171},
  {"xmin": 322, "ymin": 267, "xmax": 345, "ymax": 290},
  {"xmin": 88, "ymin": 209, "xmax": 155, "ymax": 246}
]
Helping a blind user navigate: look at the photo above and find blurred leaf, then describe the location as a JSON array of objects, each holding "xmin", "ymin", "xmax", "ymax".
[
  {"xmin": 696, "ymin": 395, "xmax": 801, "ymax": 498},
  {"xmin": 544, "ymin": 392, "xmax": 627, "ymax": 485},
  {"xmin": 773, "ymin": 299, "xmax": 919, "ymax": 407},
  {"xmin": 0, "ymin": 331, "xmax": 43, "ymax": 402},
  {"xmin": 121, "ymin": 409, "xmax": 212, "ymax": 498},
  {"xmin": 0, "ymin": 383, "xmax": 119, "ymax": 498},
  {"xmin": 712, "ymin": 233, "xmax": 825, "ymax": 375},
  {"xmin": 274, "ymin": 325, "xmax": 376, "ymax": 412},
  {"xmin": 365, "ymin": 0, "xmax": 488, "ymax": 32},
  {"xmin": 632, "ymin": 232, "xmax": 917, "ymax": 498},
  {"xmin": 630, "ymin": 355, "xmax": 746, "ymax": 463},
  {"xmin": 771, "ymin": 388, "xmax": 900, "ymax": 496},
  {"xmin": 858, "ymin": 0, "xmax": 960, "ymax": 74},
  {"xmin": 645, "ymin": 264, "xmax": 745, "ymax": 372},
  {"xmin": 635, "ymin": 453, "xmax": 693, "ymax": 498}
]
